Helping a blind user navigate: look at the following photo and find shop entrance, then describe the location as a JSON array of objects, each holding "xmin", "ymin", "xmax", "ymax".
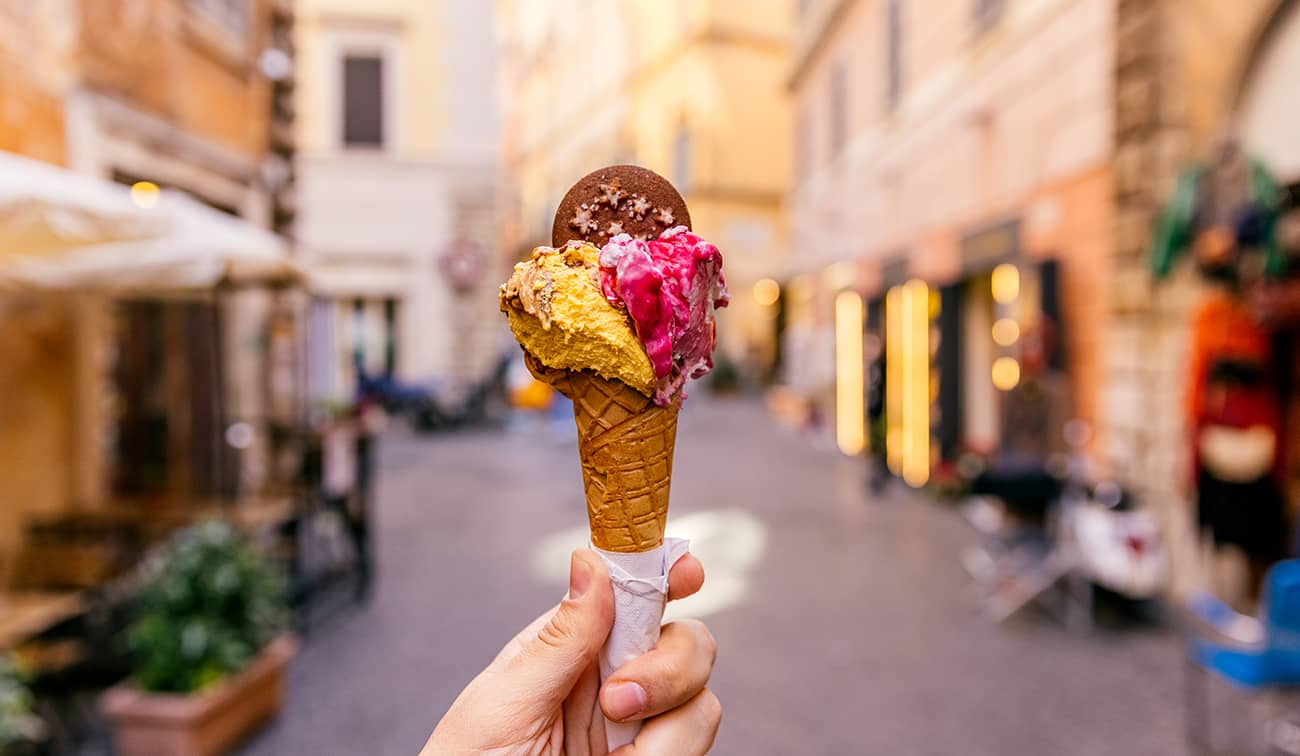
[
  {"xmin": 111, "ymin": 300, "xmax": 233, "ymax": 499},
  {"xmin": 1266, "ymin": 181, "xmax": 1300, "ymax": 533}
]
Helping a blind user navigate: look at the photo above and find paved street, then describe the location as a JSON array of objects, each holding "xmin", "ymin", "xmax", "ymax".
[{"xmin": 241, "ymin": 398, "xmax": 1185, "ymax": 756}]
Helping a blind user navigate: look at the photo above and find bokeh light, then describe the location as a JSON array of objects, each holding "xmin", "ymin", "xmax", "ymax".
[
  {"xmin": 834, "ymin": 289, "xmax": 865, "ymax": 455},
  {"xmin": 992, "ymin": 356, "xmax": 1021, "ymax": 391},
  {"xmin": 129, "ymin": 181, "xmax": 159, "ymax": 209},
  {"xmin": 752, "ymin": 278, "xmax": 780, "ymax": 307},
  {"xmin": 992, "ymin": 318, "xmax": 1020, "ymax": 346},
  {"xmin": 991, "ymin": 263, "xmax": 1019, "ymax": 304}
]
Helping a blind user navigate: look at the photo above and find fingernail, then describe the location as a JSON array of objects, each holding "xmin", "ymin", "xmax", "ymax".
[
  {"xmin": 568, "ymin": 554, "xmax": 591, "ymax": 600},
  {"xmin": 604, "ymin": 682, "xmax": 647, "ymax": 720}
]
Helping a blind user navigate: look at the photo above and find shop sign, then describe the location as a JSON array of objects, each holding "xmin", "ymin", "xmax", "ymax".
[
  {"xmin": 439, "ymin": 238, "xmax": 486, "ymax": 295},
  {"xmin": 961, "ymin": 219, "xmax": 1021, "ymax": 274}
]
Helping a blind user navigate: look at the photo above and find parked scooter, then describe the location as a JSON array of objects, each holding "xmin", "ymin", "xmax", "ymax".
[
  {"xmin": 962, "ymin": 428, "xmax": 1167, "ymax": 629},
  {"xmin": 408, "ymin": 373, "xmax": 508, "ymax": 433},
  {"xmin": 1067, "ymin": 481, "xmax": 1167, "ymax": 600}
]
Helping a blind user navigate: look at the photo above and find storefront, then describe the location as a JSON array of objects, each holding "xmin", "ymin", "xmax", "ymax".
[
  {"xmin": 0, "ymin": 159, "xmax": 301, "ymax": 585},
  {"xmin": 1110, "ymin": 0, "xmax": 1300, "ymax": 596},
  {"xmin": 855, "ymin": 218, "xmax": 1071, "ymax": 489}
]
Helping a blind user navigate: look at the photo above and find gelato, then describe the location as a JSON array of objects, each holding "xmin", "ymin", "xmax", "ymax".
[
  {"xmin": 500, "ymin": 242, "xmax": 656, "ymax": 396},
  {"xmin": 599, "ymin": 227, "xmax": 730, "ymax": 405},
  {"xmin": 499, "ymin": 163, "xmax": 725, "ymax": 749}
]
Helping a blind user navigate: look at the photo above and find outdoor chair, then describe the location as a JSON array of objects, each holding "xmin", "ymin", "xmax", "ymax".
[{"xmin": 1185, "ymin": 559, "xmax": 1300, "ymax": 754}]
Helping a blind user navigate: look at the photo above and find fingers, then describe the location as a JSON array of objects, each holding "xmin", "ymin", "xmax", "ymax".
[
  {"xmin": 600, "ymin": 620, "xmax": 717, "ymax": 722},
  {"xmin": 561, "ymin": 661, "xmax": 605, "ymax": 756},
  {"xmin": 667, "ymin": 553, "xmax": 705, "ymax": 601},
  {"xmin": 499, "ymin": 550, "xmax": 614, "ymax": 717},
  {"xmin": 609, "ymin": 689, "xmax": 721, "ymax": 756}
]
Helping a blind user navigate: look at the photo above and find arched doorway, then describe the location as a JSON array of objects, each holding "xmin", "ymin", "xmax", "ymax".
[{"xmin": 1238, "ymin": 0, "xmax": 1300, "ymax": 183}]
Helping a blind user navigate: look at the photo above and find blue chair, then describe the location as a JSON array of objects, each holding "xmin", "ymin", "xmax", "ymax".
[{"xmin": 1185, "ymin": 559, "xmax": 1300, "ymax": 753}]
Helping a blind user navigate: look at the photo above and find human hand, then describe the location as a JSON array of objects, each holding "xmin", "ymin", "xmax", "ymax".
[{"xmin": 422, "ymin": 549, "xmax": 719, "ymax": 755}]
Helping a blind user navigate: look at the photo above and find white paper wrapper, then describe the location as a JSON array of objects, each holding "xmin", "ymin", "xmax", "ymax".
[{"xmin": 593, "ymin": 538, "xmax": 690, "ymax": 750}]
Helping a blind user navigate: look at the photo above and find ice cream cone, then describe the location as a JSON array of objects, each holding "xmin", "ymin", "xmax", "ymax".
[{"xmin": 525, "ymin": 352, "xmax": 678, "ymax": 553}]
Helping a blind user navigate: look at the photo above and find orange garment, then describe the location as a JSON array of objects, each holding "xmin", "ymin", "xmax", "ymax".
[{"xmin": 1186, "ymin": 289, "xmax": 1272, "ymax": 422}]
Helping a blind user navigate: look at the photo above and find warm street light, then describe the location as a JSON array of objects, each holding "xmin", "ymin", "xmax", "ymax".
[
  {"xmin": 992, "ymin": 356, "xmax": 1021, "ymax": 391},
  {"xmin": 992, "ymin": 317, "xmax": 1020, "ymax": 346},
  {"xmin": 901, "ymin": 280, "xmax": 930, "ymax": 487},
  {"xmin": 885, "ymin": 280, "xmax": 930, "ymax": 487},
  {"xmin": 834, "ymin": 289, "xmax": 865, "ymax": 456},
  {"xmin": 130, "ymin": 181, "xmax": 159, "ymax": 209},
  {"xmin": 991, "ymin": 263, "xmax": 1019, "ymax": 304}
]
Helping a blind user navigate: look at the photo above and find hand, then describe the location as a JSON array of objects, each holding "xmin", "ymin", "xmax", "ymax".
[{"xmin": 422, "ymin": 549, "xmax": 719, "ymax": 755}]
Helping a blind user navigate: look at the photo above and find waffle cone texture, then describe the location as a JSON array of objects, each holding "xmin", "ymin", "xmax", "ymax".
[{"xmin": 526, "ymin": 353, "xmax": 678, "ymax": 553}]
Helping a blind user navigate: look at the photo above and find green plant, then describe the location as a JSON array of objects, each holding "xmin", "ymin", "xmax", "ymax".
[
  {"xmin": 0, "ymin": 657, "xmax": 42, "ymax": 747},
  {"xmin": 126, "ymin": 521, "xmax": 288, "ymax": 694},
  {"xmin": 708, "ymin": 350, "xmax": 740, "ymax": 393}
]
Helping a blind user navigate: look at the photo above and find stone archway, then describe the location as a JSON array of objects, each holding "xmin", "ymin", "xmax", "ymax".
[{"xmin": 1235, "ymin": 0, "xmax": 1300, "ymax": 181}]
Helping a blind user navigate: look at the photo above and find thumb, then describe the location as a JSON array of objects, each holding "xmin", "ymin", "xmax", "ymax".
[{"xmin": 505, "ymin": 549, "xmax": 614, "ymax": 711}]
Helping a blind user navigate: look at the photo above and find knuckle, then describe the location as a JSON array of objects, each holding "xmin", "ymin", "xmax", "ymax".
[
  {"xmin": 697, "ymin": 688, "xmax": 722, "ymax": 729},
  {"xmin": 677, "ymin": 619, "xmax": 718, "ymax": 665},
  {"xmin": 534, "ymin": 605, "xmax": 577, "ymax": 651},
  {"xmin": 651, "ymin": 654, "xmax": 685, "ymax": 691},
  {"xmin": 696, "ymin": 623, "xmax": 718, "ymax": 665}
]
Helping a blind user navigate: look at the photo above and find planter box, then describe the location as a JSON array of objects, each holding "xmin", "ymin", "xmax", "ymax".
[{"xmin": 101, "ymin": 635, "xmax": 297, "ymax": 756}]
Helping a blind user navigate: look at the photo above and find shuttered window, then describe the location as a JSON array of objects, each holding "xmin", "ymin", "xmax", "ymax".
[{"xmin": 342, "ymin": 55, "xmax": 385, "ymax": 147}]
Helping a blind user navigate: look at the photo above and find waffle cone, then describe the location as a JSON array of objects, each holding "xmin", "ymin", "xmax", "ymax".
[{"xmin": 525, "ymin": 353, "xmax": 678, "ymax": 553}]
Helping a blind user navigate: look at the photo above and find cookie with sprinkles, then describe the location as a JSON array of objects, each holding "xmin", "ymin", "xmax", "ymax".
[{"xmin": 552, "ymin": 164, "xmax": 691, "ymax": 247}]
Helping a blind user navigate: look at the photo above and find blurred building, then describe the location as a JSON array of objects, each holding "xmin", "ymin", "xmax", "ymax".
[
  {"xmin": 1108, "ymin": 0, "xmax": 1300, "ymax": 590},
  {"xmin": 294, "ymin": 0, "xmax": 500, "ymax": 404},
  {"xmin": 494, "ymin": 0, "xmax": 792, "ymax": 376},
  {"xmin": 0, "ymin": 0, "xmax": 296, "ymax": 578},
  {"xmin": 0, "ymin": 6, "xmax": 68, "ymax": 164},
  {"xmin": 788, "ymin": 0, "xmax": 1113, "ymax": 473}
]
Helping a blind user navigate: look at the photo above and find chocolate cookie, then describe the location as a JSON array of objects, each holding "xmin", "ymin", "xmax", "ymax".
[{"xmin": 552, "ymin": 164, "xmax": 691, "ymax": 248}]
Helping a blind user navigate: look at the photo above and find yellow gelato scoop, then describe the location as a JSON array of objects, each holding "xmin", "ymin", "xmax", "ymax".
[{"xmin": 499, "ymin": 242, "xmax": 656, "ymax": 396}]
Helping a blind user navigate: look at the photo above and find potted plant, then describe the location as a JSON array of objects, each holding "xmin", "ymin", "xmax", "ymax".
[
  {"xmin": 102, "ymin": 521, "xmax": 295, "ymax": 756},
  {"xmin": 0, "ymin": 657, "xmax": 44, "ymax": 755}
]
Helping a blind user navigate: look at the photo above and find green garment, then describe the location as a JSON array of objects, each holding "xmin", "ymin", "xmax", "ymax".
[{"xmin": 1150, "ymin": 159, "xmax": 1283, "ymax": 279}]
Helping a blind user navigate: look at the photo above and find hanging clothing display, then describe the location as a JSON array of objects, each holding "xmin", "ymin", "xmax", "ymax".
[
  {"xmin": 1185, "ymin": 290, "xmax": 1287, "ymax": 563},
  {"xmin": 1193, "ymin": 355, "xmax": 1287, "ymax": 561},
  {"xmin": 1151, "ymin": 142, "xmax": 1284, "ymax": 281}
]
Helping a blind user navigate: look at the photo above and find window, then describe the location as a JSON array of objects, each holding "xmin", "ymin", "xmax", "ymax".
[
  {"xmin": 974, "ymin": 0, "xmax": 1005, "ymax": 33},
  {"xmin": 829, "ymin": 62, "xmax": 847, "ymax": 157},
  {"xmin": 342, "ymin": 55, "xmax": 385, "ymax": 147},
  {"xmin": 672, "ymin": 125, "xmax": 691, "ymax": 192},
  {"xmin": 187, "ymin": 0, "xmax": 250, "ymax": 34},
  {"xmin": 887, "ymin": 0, "xmax": 903, "ymax": 110}
]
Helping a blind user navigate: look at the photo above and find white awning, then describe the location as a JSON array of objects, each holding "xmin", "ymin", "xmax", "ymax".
[
  {"xmin": 0, "ymin": 151, "xmax": 165, "ymax": 256},
  {"xmin": 0, "ymin": 151, "xmax": 297, "ymax": 292}
]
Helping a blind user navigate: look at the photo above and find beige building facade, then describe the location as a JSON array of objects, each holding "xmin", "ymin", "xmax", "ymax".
[
  {"xmin": 295, "ymin": 0, "xmax": 500, "ymax": 402},
  {"xmin": 0, "ymin": 0, "xmax": 296, "ymax": 578},
  {"xmin": 789, "ymin": 0, "xmax": 1114, "ymax": 468},
  {"xmin": 494, "ymin": 0, "xmax": 792, "ymax": 372}
]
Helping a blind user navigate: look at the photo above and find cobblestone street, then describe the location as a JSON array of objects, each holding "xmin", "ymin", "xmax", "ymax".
[{"xmin": 241, "ymin": 398, "xmax": 1185, "ymax": 756}]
